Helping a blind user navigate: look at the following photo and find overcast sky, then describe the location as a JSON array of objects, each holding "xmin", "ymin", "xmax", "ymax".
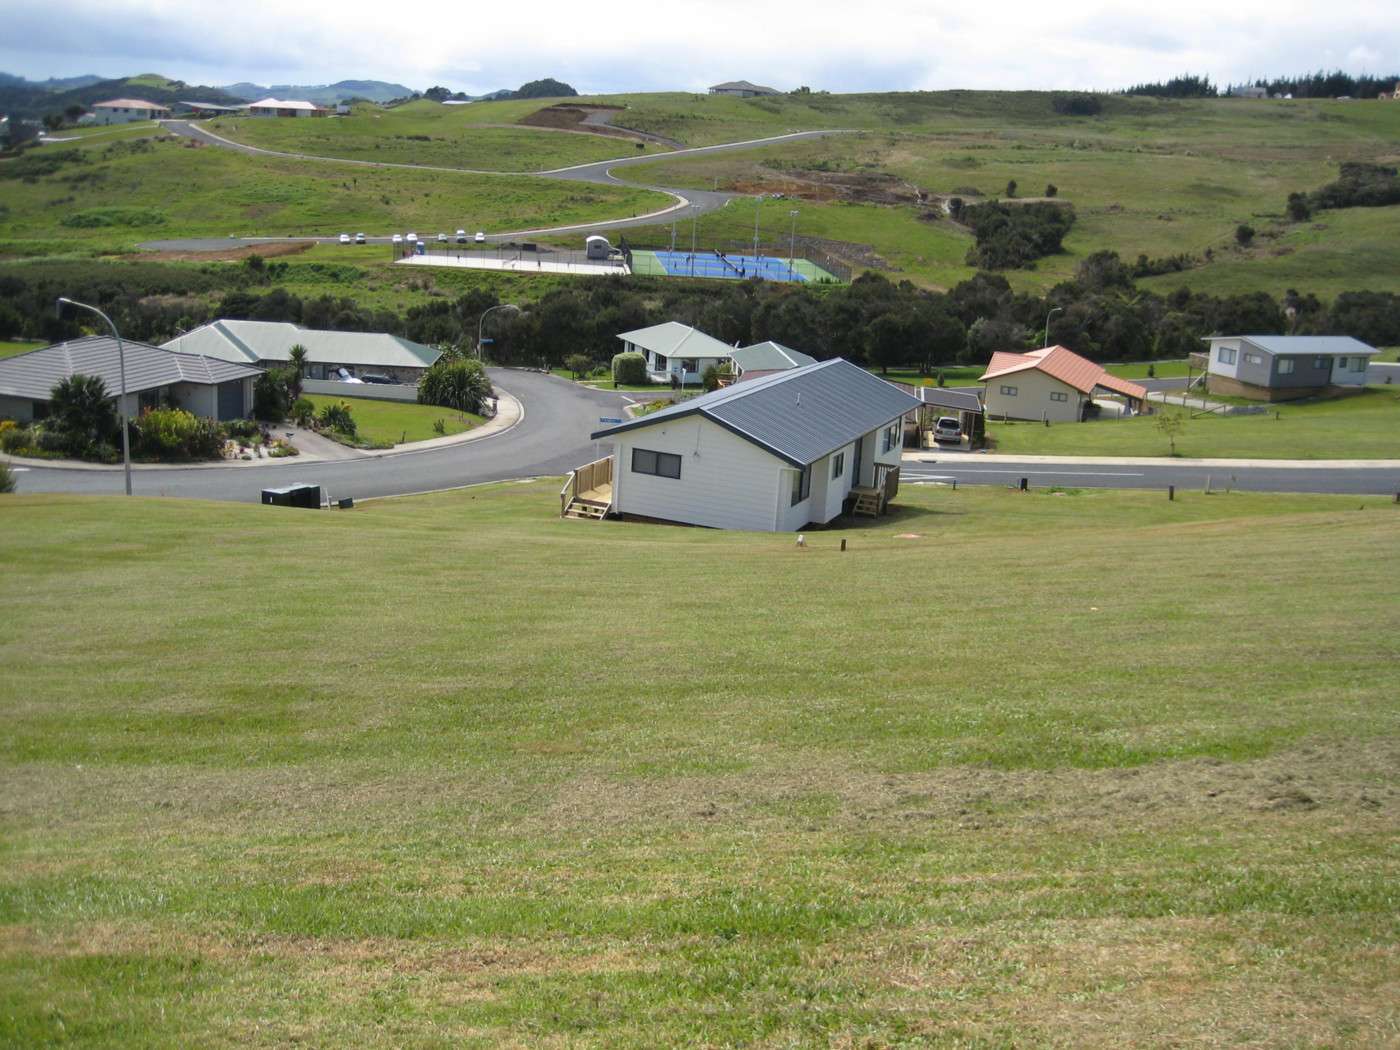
[{"xmin": 3, "ymin": 0, "xmax": 1397, "ymax": 94}]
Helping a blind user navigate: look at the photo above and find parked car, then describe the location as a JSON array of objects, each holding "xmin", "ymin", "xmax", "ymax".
[
  {"xmin": 360, "ymin": 374, "xmax": 394, "ymax": 385},
  {"xmin": 391, "ymin": 233, "xmax": 403, "ymax": 245},
  {"xmin": 474, "ymin": 231, "xmax": 486, "ymax": 243},
  {"xmin": 933, "ymin": 416, "xmax": 963, "ymax": 444},
  {"xmin": 354, "ymin": 232, "xmax": 366, "ymax": 244},
  {"xmin": 337, "ymin": 232, "xmax": 350, "ymax": 245},
  {"xmin": 455, "ymin": 229, "xmax": 467, "ymax": 243},
  {"xmin": 436, "ymin": 232, "xmax": 448, "ymax": 243},
  {"xmin": 406, "ymin": 232, "xmax": 419, "ymax": 243}
]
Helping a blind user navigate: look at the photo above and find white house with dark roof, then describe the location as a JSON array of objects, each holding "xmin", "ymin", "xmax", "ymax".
[
  {"xmin": 616, "ymin": 322, "xmax": 735, "ymax": 386},
  {"xmin": 91, "ymin": 98, "xmax": 172, "ymax": 124},
  {"xmin": 0, "ymin": 337, "xmax": 259, "ymax": 423},
  {"xmin": 563, "ymin": 358, "xmax": 920, "ymax": 530},
  {"xmin": 164, "ymin": 320, "xmax": 441, "ymax": 383},
  {"xmin": 1203, "ymin": 335, "xmax": 1378, "ymax": 400}
]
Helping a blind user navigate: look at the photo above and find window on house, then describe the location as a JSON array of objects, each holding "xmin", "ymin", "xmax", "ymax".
[
  {"xmin": 1218, "ymin": 347, "xmax": 1237, "ymax": 364},
  {"xmin": 999, "ymin": 385, "xmax": 1018, "ymax": 396},
  {"xmin": 1352, "ymin": 357, "xmax": 1367, "ymax": 371},
  {"xmin": 791, "ymin": 466, "xmax": 811, "ymax": 505},
  {"xmin": 681, "ymin": 359, "xmax": 698, "ymax": 373},
  {"xmin": 1336, "ymin": 357, "xmax": 1348, "ymax": 370},
  {"xmin": 1314, "ymin": 357, "xmax": 1327, "ymax": 370},
  {"xmin": 1049, "ymin": 391, "xmax": 1068, "ymax": 402},
  {"xmin": 632, "ymin": 448, "xmax": 681, "ymax": 479},
  {"xmin": 880, "ymin": 423, "xmax": 899, "ymax": 453},
  {"xmin": 831, "ymin": 452, "xmax": 845, "ymax": 480},
  {"xmin": 1244, "ymin": 352, "xmax": 1263, "ymax": 365},
  {"xmin": 1277, "ymin": 358, "xmax": 1295, "ymax": 375}
]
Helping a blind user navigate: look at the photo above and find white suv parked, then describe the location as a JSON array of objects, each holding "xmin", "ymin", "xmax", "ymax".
[{"xmin": 933, "ymin": 416, "xmax": 963, "ymax": 444}]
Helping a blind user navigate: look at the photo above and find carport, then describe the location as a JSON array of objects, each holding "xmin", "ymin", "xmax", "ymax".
[{"xmin": 899, "ymin": 386, "xmax": 985, "ymax": 449}]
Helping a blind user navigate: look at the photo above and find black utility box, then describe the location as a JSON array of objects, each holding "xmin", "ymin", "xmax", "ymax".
[{"xmin": 261, "ymin": 484, "xmax": 322, "ymax": 508}]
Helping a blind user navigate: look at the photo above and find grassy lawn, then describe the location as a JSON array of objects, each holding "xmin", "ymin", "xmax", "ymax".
[
  {"xmin": 988, "ymin": 387, "xmax": 1400, "ymax": 458},
  {"xmin": 869, "ymin": 365, "xmax": 985, "ymax": 385},
  {"xmin": 1105, "ymin": 359, "xmax": 1192, "ymax": 380},
  {"xmin": 0, "ymin": 132, "xmax": 672, "ymax": 255},
  {"xmin": 0, "ymin": 483, "xmax": 1397, "ymax": 1045},
  {"xmin": 304, "ymin": 394, "xmax": 482, "ymax": 446},
  {"xmin": 0, "ymin": 340, "xmax": 45, "ymax": 360},
  {"xmin": 207, "ymin": 98, "xmax": 670, "ymax": 173}
]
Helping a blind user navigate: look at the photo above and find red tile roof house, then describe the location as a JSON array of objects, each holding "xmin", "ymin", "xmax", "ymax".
[{"xmin": 978, "ymin": 345, "xmax": 1148, "ymax": 422}]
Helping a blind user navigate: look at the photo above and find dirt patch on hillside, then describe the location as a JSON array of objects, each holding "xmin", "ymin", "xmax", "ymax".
[
  {"xmin": 519, "ymin": 105, "xmax": 682, "ymax": 149},
  {"xmin": 139, "ymin": 241, "xmax": 317, "ymax": 262},
  {"xmin": 734, "ymin": 169, "xmax": 929, "ymax": 206}
]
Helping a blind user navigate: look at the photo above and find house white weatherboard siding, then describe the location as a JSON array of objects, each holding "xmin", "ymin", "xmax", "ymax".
[
  {"xmin": 615, "ymin": 321, "xmax": 735, "ymax": 386},
  {"xmin": 590, "ymin": 358, "xmax": 920, "ymax": 532}
]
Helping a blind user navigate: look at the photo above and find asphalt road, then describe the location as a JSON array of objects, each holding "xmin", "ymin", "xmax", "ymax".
[
  {"xmin": 902, "ymin": 457, "xmax": 1400, "ymax": 496},
  {"xmin": 148, "ymin": 122, "xmax": 849, "ymax": 248},
  {"xmin": 10, "ymin": 370, "xmax": 631, "ymax": 502},
  {"xmin": 12, "ymin": 371, "xmax": 1399, "ymax": 502}
]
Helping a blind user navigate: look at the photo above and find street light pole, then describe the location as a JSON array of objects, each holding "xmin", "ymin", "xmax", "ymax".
[
  {"xmin": 690, "ymin": 203, "xmax": 700, "ymax": 277},
  {"xmin": 56, "ymin": 297, "xmax": 131, "ymax": 496},
  {"xmin": 1043, "ymin": 306, "xmax": 1063, "ymax": 348},
  {"xmin": 477, "ymin": 303, "xmax": 520, "ymax": 360}
]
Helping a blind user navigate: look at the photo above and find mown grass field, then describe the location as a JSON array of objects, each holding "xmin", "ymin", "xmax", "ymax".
[
  {"xmin": 304, "ymin": 394, "xmax": 482, "ymax": 445},
  {"xmin": 0, "ymin": 131, "xmax": 671, "ymax": 255},
  {"xmin": 609, "ymin": 93, "xmax": 1400, "ymax": 295},
  {"xmin": 1, "ymin": 483, "xmax": 1397, "ymax": 1046},
  {"xmin": 207, "ymin": 99, "xmax": 670, "ymax": 172},
  {"xmin": 988, "ymin": 387, "xmax": 1400, "ymax": 458}
]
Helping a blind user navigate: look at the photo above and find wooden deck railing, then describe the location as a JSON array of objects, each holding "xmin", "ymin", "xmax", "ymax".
[{"xmin": 560, "ymin": 455, "xmax": 614, "ymax": 517}]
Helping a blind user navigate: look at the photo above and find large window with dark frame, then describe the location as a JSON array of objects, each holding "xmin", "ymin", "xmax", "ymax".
[
  {"xmin": 831, "ymin": 451, "xmax": 845, "ymax": 480},
  {"xmin": 632, "ymin": 448, "xmax": 682, "ymax": 479},
  {"xmin": 791, "ymin": 466, "xmax": 811, "ymax": 506}
]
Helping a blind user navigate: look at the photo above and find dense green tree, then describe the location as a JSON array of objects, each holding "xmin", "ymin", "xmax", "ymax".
[{"xmin": 49, "ymin": 374, "xmax": 116, "ymax": 446}]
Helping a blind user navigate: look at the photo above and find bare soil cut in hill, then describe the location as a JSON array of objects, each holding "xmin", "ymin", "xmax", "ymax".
[{"xmin": 520, "ymin": 105, "xmax": 683, "ymax": 149}]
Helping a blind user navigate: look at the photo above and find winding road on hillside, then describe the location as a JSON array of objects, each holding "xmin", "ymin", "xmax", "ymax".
[
  {"xmin": 11, "ymin": 370, "xmax": 1399, "ymax": 502},
  {"xmin": 145, "ymin": 120, "xmax": 852, "ymax": 249}
]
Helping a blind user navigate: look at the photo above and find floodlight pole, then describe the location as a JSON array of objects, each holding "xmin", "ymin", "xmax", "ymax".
[
  {"xmin": 752, "ymin": 194, "xmax": 762, "ymax": 263},
  {"xmin": 56, "ymin": 297, "xmax": 131, "ymax": 496},
  {"xmin": 1043, "ymin": 306, "xmax": 1063, "ymax": 348},
  {"xmin": 477, "ymin": 303, "xmax": 520, "ymax": 360},
  {"xmin": 690, "ymin": 204, "xmax": 699, "ymax": 276},
  {"xmin": 788, "ymin": 209, "xmax": 800, "ymax": 279}
]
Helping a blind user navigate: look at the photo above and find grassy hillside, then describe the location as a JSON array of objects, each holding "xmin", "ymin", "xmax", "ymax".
[
  {"xmin": 1, "ymin": 484, "xmax": 1397, "ymax": 1045},
  {"xmin": 0, "ymin": 131, "xmax": 672, "ymax": 254},
  {"xmin": 607, "ymin": 93, "xmax": 1400, "ymax": 295},
  {"xmin": 207, "ymin": 98, "xmax": 670, "ymax": 173}
]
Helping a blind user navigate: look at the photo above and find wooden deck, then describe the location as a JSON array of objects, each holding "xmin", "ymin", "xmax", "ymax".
[{"xmin": 561, "ymin": 457, "xmax": 614, "ymax": 520}]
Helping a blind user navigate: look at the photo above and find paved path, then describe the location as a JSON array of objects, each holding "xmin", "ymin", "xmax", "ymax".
[{"xmin": 149, "ymin": 121, "xmax": 851, "ymax": 248}]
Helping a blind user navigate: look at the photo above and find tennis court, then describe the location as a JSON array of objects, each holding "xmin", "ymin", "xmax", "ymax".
[{"xmin": 632, "ymin": 249, "xmax": 839, "ymax": 283}]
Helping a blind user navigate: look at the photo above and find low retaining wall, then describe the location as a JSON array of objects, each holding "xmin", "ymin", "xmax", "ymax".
[{"xmin": 302, "ymin": 379, "xmax": 419, "ymax": 403}]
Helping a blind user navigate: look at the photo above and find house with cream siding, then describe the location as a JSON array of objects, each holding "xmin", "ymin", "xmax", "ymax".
[
  {"xmin": 91, "ymin": 98, "xmax": 171, "ymax": 124},
  {"xmin": 563, "ymin": 358, "xmax": 919, "ymax": 530},
  {"xmin": 979, "ymin": 345, "xmax": 1148, "ymax": 422},
  {"xmin": 616, "ymin": 322, "xmax": 735, "ymax": 386}
]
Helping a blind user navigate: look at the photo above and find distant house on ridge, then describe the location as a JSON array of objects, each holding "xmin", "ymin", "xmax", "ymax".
[{"xmin": 708, "ymin": 80, "xmax": 781, "ymax": 98}]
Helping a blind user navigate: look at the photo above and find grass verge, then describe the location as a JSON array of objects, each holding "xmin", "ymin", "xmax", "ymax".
[
  {"xmin": 0, "ymin": 483, "xmax": 1397, "ymax": 1045},
  {"xmin": 303, "ymin": 394, "xmax": 482, "ymax": 446}
]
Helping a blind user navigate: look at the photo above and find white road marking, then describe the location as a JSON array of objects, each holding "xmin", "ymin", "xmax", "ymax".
[{"xmin": 933, "ymin": 469, "xmax": 1146, "ymax": 477}]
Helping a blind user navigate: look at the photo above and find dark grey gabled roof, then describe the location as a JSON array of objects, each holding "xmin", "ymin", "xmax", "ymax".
[
  {"xmin": 592, "ymin": 358, "xmax": 920, "ymax": 467},
  {"xmin": 914, "ymin": 386, "xmax": 984, "ymax": 413},
  {"xmin": 0, "ymin": 336, "xmax": 261, "ymax": 401}
]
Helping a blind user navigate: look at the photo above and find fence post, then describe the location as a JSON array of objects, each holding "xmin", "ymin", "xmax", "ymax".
[{"xmin": 1168, "ymin": 485, "xmax": 1175, "ymax": 501}]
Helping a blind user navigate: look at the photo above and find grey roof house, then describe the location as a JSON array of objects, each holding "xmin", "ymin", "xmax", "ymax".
[
  {"xmin": 709, "ymin": 80, "xmax": 781, "ymax": 98},
  {"xmin": 1203, "ymin": 335, "xmax": 1378, "ymax": 400},
  {"xmin": 616, "ymin": 322, "xmax": 735, "ymax": 386},
  {"xmin": 164, "ymin": 320, "xmax": 441, "ymax": 381},
  {"xmin": 563, "ymin": 358, "xmax": 920, "ymax": 531},
  {"xmin": 0, "ymin": 337, "xmax": 260, "ymax": 423},
  {"xmin": 728, "ymin": 341, "xmax": 817, "ymax": 381}
]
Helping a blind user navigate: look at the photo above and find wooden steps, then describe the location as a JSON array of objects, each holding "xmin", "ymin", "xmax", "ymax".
[
  {"xmin": 851, "ymin": 486, "xmax": 882, "ymax": 518},
  {"xmin": 564, "ymin": 498, "xmax": 609, "ymax": 520}
]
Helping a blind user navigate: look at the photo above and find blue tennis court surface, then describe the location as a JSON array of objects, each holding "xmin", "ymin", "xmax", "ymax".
[{"xmin": 643, "ymin": 250, "xmax": 832, "ymax": 283}]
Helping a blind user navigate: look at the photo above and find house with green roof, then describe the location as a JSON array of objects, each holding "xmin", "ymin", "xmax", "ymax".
[
  {"xmin": 164, "ymin": 321, "xmax": 441, "ymax": 384},
  {"xmin": 729, "ymin": 341, "xmax": 817, "ymax": 382}
]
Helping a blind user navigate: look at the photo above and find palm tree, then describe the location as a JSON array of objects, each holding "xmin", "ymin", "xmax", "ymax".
[
  {"xmin": 49, "ymin": 374, "xmax": 116, "ymax": 445},
  {"xmin": 287, "ymin": 344, "xmax": 308, "ymax": 399}
]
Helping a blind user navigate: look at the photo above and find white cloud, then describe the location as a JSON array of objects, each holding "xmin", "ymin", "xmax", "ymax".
[{"xmin": 1, "ymin": 0, "xmax": 1396, "ymax": 94}]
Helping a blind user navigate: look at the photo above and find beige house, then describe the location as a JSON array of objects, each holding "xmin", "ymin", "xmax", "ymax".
[
  {"xmin": 91, "ymin": 98, "xmax": 172, "ymax": 124},
  {"xmin": 979, "ymin": 345, "xmax": 1148, "ymax": 422}
]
